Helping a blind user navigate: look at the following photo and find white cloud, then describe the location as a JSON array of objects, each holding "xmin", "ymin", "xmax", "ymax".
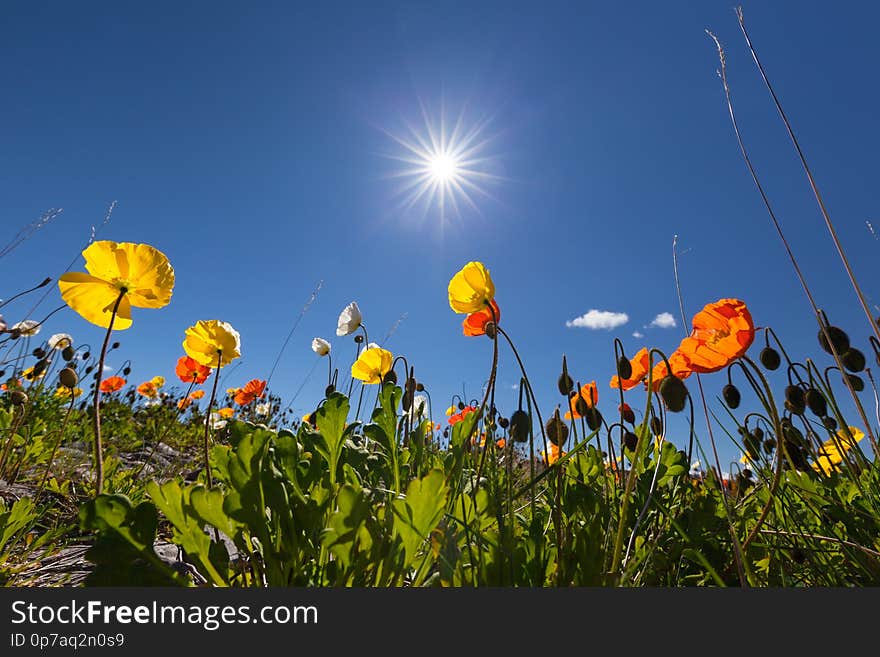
[
  {"xmin": 102, "ymin": 364, "xmax": 114, "ymax": 372},
  {"xmin": 566, "ymin": 309, "xmax": 629, "ymax": 330},
  {"xmin": 649, "ymin": 312, "xmax": 676, "ymax": 329},
  {"xmin": 632, "ymin": 331, "xmax": 644, "ymax": 339}
]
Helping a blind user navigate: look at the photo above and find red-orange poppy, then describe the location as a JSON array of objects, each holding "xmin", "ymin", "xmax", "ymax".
[
  {"xmin": 565, "ymin": 381, "xmax": 598, "ymax": 420},
  {"xmin": 136, "ymin": 381, "xmax": 158, "ymax": 398},
  {"xmin": 234, "ymin": 379, "xmax": 267, "ymax": 405},
  {"xmin": 177, "ymin": 396, "xmax": 193, "ymax": 410},
  {"xmin": 610, "ymin": 348, "xmax": 651, "ymax": 391},
  {"xmin": 463, "ymin": 299, "xmax": 501, "ymax": 337},
  {"xmin": 190, "ymin": 390, "xmax": 205, "ymax": 400},
  {"xmin": 676, "ymin": 298, "xmax": 755, "ymax": 374},
  {"xmin": 543, "ymin": 442, "xmax": 565, "ymax": 465},
  {"xmin": 99, "ymin": 376, "xmax": 126, "ymax": 393},
  {"xmin": 495, "ymin": 438, "xmax": 506, "ymax": 449},
  {"xmin": 175, "ymin": 356, "xmax": 211, "ymax": 385},
  {"xmin": 448, "ymin": 405, "xmax": 477, "ymax": 425}
]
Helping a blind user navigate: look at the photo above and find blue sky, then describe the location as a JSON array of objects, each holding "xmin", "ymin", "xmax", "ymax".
[{"xmin": 2, "ymin": 1, "xmax": 879, "ymax": 469}]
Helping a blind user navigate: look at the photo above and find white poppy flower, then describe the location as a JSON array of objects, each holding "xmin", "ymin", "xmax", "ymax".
[
  {"xmin": 210, "ymin": 412, "xmax": 228, "ymax": 430},
  {"xmin": 255, "ymin": 402, "xmax": 270, "ymax": 416},
  {"xmin": 311, "ymin": 337, "xmax": 331, "ymax": 356},
  {"xmin": 48, "ymin": 333, "xmax": 73, "ymax": 350},
  {"xmin": 336, "ymin": 302, "xmax": 362, "ymax": 336},
  {"xmin": 12, "ymin": 319, "xmax": 40, "ymax": 336},
  {"xmin": 404, "ymin": 394, "xmax": 429, "ymax": 423}
]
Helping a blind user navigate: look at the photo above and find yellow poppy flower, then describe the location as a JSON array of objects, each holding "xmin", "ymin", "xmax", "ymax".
[
  {"xmin": 812, "ymin": 426, "xmax": 865, "ymax": 475},
  {"xmin": 150, "ymin": 375, "xmax": 165, "ymax": 388},
  {"xmin": 58, "ymin": 241, "xmax": 175, "ymax": 330},
  {"xmin": 55, "ymin": 386, "xmax": 83, "ymax": 399},
  {"xmin": 22, "ymin": 365, "xmax": 46, "ymax": 381},
  {"xmin": 351, "ymin": 346, "xmax": 393, "ymax": 384},
  {"xmin": 183, "ymin": 320, "xmax": 241, "ymax": 368},
  {"xmin": 448, "ymin": 261, "xmax": 495, "ymax": 314}
]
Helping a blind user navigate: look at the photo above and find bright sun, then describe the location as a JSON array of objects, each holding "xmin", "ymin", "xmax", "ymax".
[
  {"xmin": 383, "ymin": 102, "xmax": 501, "ymax": 224},
  {"xmin": 429, "ymin": 152, "xmax": 458, "ymax": 182}
]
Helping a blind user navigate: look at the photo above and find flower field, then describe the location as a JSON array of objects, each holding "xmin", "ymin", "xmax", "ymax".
[{"xmin": 2, "ymin": 9, "xmax": 880, "ymax": 588}]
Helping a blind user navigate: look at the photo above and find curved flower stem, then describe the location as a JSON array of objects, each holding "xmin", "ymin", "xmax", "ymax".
[
  {"xmin": 203, "ymin": 352, "xmax": 223, "ymax": 488},
  {"xmin": 92, "ymin": 290, "xmax": 125, "ymax": 497},
  {"xmin": 472, "ymin": 307, "xmax": 500, "ymax": 493},
  {"xmin": 36, "ymin": 392, "xmax": 77, "ymax": 500}
]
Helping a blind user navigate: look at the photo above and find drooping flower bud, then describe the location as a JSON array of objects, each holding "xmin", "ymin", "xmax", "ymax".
[
  {"xmin": 585, "ymin": 407, "xmax": 603, "ymax": 432},
  {"xmin": 10, "ymin": 390, "xmax": 27, "ymax": 406},
  {"xmin": 843, "ymin": 373, "xmax": 864, "ymax": 392},
  {"xmin": 805, "ymin": 388, "xmax": 827, "ymax": 417},
  {"xmin": 722, "ymin": 383, "xmax": 741, "ymax": 409},
  {"xmin": 659, "ymin": 376, "xmax": 688, "ymax": 413},
  {"xmin": 841, "ymin": 348, "xmax": 866, "ymax": 373},
  {"xmin": 619, "ymin": 403, "xmax": 635, "ymax": 425},
  {"xmin": 59, "ymin": 367, "xmax": 78, "ymax": 389},
  {"xmin": 382, "ymin": 370, "xmax": 398, "ymax": 385},
  {"xmin": 759, "ymin": 347, "xmax": 781, "ymax": 370},
  {"xmin": 616, "ymin": 356, "xmax": 633, "ymax": 381},
  {"xmin": 509, "ymin": 410, "xmax": 530, "ymax": 443},
  {"xmin": 622, "ymin": 431, "xmax": 638, "ymax": 452},
  {"xmin": 650, "ymin": 416, "xmax": 663, "ymax": 436},
  {"xmin": 61, "ymin": 345, "xmax": 75, "ymax": 361},
  {"xmin": 818, "ymin": 326, "xmax": 850, "ymax": 355},
  {"xmin": 784, "ymin": 385, "xmax": 806, "ymax": 415},
  {"xmin": 545, "ymin": 411, "xmax": 569, "ymax": 447}
]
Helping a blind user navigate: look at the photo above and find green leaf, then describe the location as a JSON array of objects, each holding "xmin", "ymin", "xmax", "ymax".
[
  {"xmin": 322, "ymin": 484, "xmax": 372, "ymax": 570},
  {"xmin": 317, "ymin": 392, "xmax": 351, "ymax": 485},
  {"xmin": 392, "ymin": 468, "xmax": 449, "ymax": 567}
]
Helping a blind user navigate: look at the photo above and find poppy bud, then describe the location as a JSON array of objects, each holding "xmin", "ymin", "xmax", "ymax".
[
  {"xmin": 823, "ymin": 416, "xmax": 838, "ymax": 431},
  {"xmin": 62, "ymin": 346, "xmax": 75, "ymax": 361},
  {"xmin": 354, "ymin": 335, "xmax": 364, "ymax": 344},
  {"xmin": 59, "ymin": 367, "xmax": 78, "ymax": 389},
  {"xmin": 545, "ymin": 412, "xmax": 569, "ymax": 447},
  {"xmin": 32, "ymin": 359, "xmax": 49, "ymax": 378},
  {"xmin": 574, "ymin": 394, "xmax": 589, "ymax": 417},
  {"xmin": 841, "ymin": 348, "xmax": 866, "ymax": 373},
  {"xmin": 0, "ymin": 370, "xmax": 4, "ymax": 378},
  {"xmin": 485, "ymin": 322, "xmax": 497, "ymax": 340},
  {"xmin": 111, "ymin": 341, "xmax": 120, "ymax": 350},
  {"xmin": 82, "ymin": 352, "xmax": 91, "ymax": 360},
  {"xmin": 616, "ymin": 356, "xmax": 633, "ymax": 381},
  {"xmin": 619, "ymin": 404, "xmax": 635, "ymax": 425},
  {"xmin": 805, "ymin": 388, "xmax": 827, "ymax": 417},
  {"xmin": 402, "ymin": 390, "xmax": 413, "ymax": 411},
  {"xmin": 458, "ymin": 401, "xmax": 465, "ymax": 410},
  {"xmin": 650, "ymin": 416, "xmax": 663, "ymax": 436},
  {"xmin": 122, "ymin": 367, "xmax": 131, "ymax": 376},
  {"xmin": 509, "ymin": 410, "xmax": 530, "ymax": 443},
  {"xmin": 405, "ymin": 377, "xmax": 416, "ymax": 396},
  {"xmin": 759, "ymin": 347, "xmax": 781, "ymax": 371},
  {"xmin": 722, "ymin": 384, "xmax": 741, "ymax": 409},
  {"xmin": 498, "ymin": 416, "xmax": 509, "ymax": 429},
  {"xmin": 782, "ymin": 419, "xmax": 805, "ymax": 448},
  {"xmin": 84, "ymin": 366, "xmax": 93, "ymax": 375},
  {"xmin": 557, "ymin": 372, "xmax": 574, "ymax": 396},
  {"xmin": 818, "ymin": 326, "xmax": 850, "ymax": 355},
  {"xmin": 10, "ymin": 390, "xmax": 27, "ymax": 406},
  {"xmin": 784, "ymin": 385, "xmax": 806, "ymax": 415},
  {"xmin": 659, "ymin": 376, "xmax": 688, "ymax": 413},
  {"xmin": 843, "ymin": 373, "xmax": 864, "ymax": 392},
  {"xmin": 382, "ymin": 370, "xmax": 398, "ymax": 385},
  {"xmin": 32, "ymin": 347, "xmax": 46, "ymax": 359},
  {"xmin": 585, "ymin": 407, "xmax": 603, "ymax": 432},
  {"xmin": 325, "ymin": 384, "xmax": 335, "ymax": 396},
  {"xmin": 763, "ymin": 438, "xmax": 776, "ymax": 454},
  {"xmin": 415, "ymin": 382, "xmax": 425, "ymax": 392},
  {"xmin": 623, "ymin": 431, "xmax": 638, "ymax": 452}
]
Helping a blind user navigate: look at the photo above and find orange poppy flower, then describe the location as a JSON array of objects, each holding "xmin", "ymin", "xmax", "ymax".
[
  {"xmin": 190, "ymin": 389, "xmax": 205, "ymax": 400},
  {"xmin": 676, "ymin": 298, "xmax": 755, "ymax": 374},
  {"xmin": 217, "ymin": 407, "xmax": 235, "ymax": 419},
  {"xmin": 495, "ymin": 438, "xmax": 506, "ymax": 449},
  {"xmin": 542, "ymin": 443, "xmax": 565, "ymax": 465},
  {"xmin": 448, "ymin": 405, "xmax": 477, "ymax": 425},
  {"xmin": 648, "ymin": 350, "xmax": 692, "ymax": 391},
  {"xmin": 610, "ymin": 348, "xmax": 651, "ymax": 391},
  {"xmin": 177, "ymin": 396, "xmax": 193, "ymax": 410},
  {"xmin": 175, "ymin": 356, "xmax": 210, "ymax": 385},
  {"xmin": 565, "ymin": 381, "xmax": 598, "ymax": 420},
  {"xmin": 462, "ymin": 299, "xmax": 501, "ymax": 337},
  {"xmin": 234, "ymin": 379, "xmax": 267, "ymax": 405},
  {"xmin": 137, "ymin": 381, "xmax": 158, "ymax": 398},
  {"xmin": 99, "ymin": 376, "xmax": 126, "ymax": 393},
  {"xmin": 1, "ymin": 379, "xmax": 22, "ymax": 392}
]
